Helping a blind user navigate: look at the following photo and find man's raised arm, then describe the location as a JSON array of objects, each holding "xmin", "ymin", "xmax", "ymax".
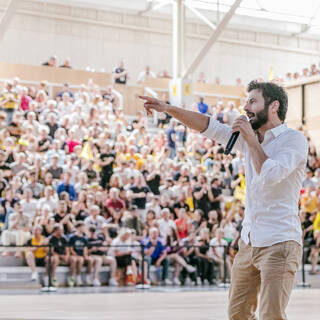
[
  {"xmin": 139, "ymin": 96, "xmax": 209, "ymax": 132},
  {"xmin": 138, "ymin": 95, "xmax": 245, "ymax": 154}
]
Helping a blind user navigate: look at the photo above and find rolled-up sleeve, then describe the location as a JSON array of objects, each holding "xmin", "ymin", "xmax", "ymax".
[
  {"xmin": 201, "ymin": 116, "xmax": 245, "ymax": 153},
  {"xmin": 258, "ymin": 133, "xmax": 308, "ymax": 186}
]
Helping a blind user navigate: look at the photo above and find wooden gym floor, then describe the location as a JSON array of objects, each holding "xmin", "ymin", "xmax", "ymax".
[{"xmin": 0, "ymin": 288, "xmax": 319, "ymax": 320}]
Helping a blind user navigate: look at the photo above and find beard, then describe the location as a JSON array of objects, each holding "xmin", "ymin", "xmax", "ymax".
[{"xmin": 249, "ymin": 106, "xmax": 269, "ymax": 130}]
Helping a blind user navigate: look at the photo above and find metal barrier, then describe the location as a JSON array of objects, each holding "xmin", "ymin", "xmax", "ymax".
[
  {"xmin": 297, "ymin": 245, "xmax": 311, "ymax": 288},
  {"xmin": 0, "ymin": 243, "xmax": 230, "ymax": 291},
  {"xmin": 2, "ymin": 242, "xmax": 313, "ymax": 291}
]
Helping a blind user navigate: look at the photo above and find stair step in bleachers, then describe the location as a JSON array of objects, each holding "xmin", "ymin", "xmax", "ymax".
[
  {"xmin": 0, "ymin": 266, "xmax": 111, "ymax": 288},
  {"xmin": 0, "ymin": 256, "xmax": 25, "ymax": 267}
]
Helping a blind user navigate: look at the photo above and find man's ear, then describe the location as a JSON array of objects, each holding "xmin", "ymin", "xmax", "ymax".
[{"xmin": 271, "ymin": 100, "xmax": 280, "ymax": 115}]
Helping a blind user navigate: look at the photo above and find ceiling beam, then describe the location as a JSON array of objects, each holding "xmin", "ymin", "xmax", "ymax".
[
  {"xmin": 184, "ymin": 1, "xmax": 216, "ymax": 30},
  {"xmin": 138, "ymin": 0, "xmax": 154, "ymax": 16},
  {"xmin": 182, "ymin": 0, "xmax": 242, "ymax": 78}
]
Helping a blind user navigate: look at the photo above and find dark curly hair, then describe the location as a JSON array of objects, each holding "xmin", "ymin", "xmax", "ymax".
[{"xmin": 247, "ymin": 81, "xmax": 288, "ymax": 122}]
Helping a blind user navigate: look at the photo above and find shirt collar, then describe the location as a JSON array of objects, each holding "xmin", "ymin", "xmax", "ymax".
[
  {"xmin": 261, "ymin": 123, "xmax": 287, "ymax": 145},
  {"xmin": 265, "ymin": 123, "xmax": 288, "ymax": 138},
  {"xmin": 271, "ymin": 123, "xmax": 287, "ymax": 136}
]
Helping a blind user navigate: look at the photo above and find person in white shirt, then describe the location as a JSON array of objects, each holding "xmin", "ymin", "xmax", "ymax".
[
  {"xmin": 37, "ymin": 186, "xmax": 58, "ymax": 213},
  {"xmin": 157, "ymin": 208, "xmax": 177, "ymax": 238},
  {"xmin": 45, "ymin": 140, "xmax": 65, "ymax": 167},
  {"xmin": 311, "ymin": 168, "xmax": 320, "ymax": 189},
  {"xmin": 137, "ymin": 66, "xmax": 156, "ymax": 84},
  {"xmin": 20, "ymin": 188, "xmax": 38, "ymax": 219},
  {"xmin": 84, "ymin": 205, "xmax": 106, "ymax": 233},
  {"xmin": 57, "ymin": 92, "xmax": 74, "ymax": 116},
  {"xmin": 209, "ymin": 228, "xmax": 231, "ymax": 282},
  {"xmin": 223, "ymin": 101, "xmax": 240, "ymax": 126},
  {"xmin": 139, "ymin": 80, "xmax": 308, "ymax": 320}
]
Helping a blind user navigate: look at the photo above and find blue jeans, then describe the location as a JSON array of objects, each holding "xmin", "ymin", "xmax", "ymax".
[
  {"xmin": 4, "ymin": 109, "xmax": 15, "ymax": 124},
  {"xmin": 147, "ymin": 256, "xmax": 169, "ymax": 281},
  {"xmin": 169, "ymin": 147, "xmax": 176, "ymax": 159}
]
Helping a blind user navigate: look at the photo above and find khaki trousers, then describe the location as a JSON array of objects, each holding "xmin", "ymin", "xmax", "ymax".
[{"xmin": 229, "ymin": 239, "xmax": 302, "ymax": 320}]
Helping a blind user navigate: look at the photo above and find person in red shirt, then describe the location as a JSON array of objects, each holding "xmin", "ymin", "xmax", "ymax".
[
  {"xmin": 175, "ymin": 208, "xmax": 190, "ymax": 239},
  {"xmin": 20, "ymin": 87, "xmax": 32, "ymax": 111},
  {"xmin": 65, "ymin": 129, "xmax": 80, "ymax": 153},
  {"xmin": 105, "ymin": 187, "xmax": 125, "ymax": 218}
]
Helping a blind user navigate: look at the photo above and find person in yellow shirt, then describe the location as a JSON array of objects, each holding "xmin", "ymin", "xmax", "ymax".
[
  {"xmin": 314, "ymin": 211, "xmax": 320, "ymax": 235},
  {"xmin": 300, "ymin": 187, "xmax": 318, "ymax": 214},
  {"xmin": 231, "ymin": 166, "xmax": 246, "ymax": 205},
  {"xmin": 25, "ymin": 225, "xmax": 48, "ymax": 281},
  {"xmin": 308, "ymin": 203, "xmax": 320, "ymax": 275},
  {"xmin": 136, "ymin": 145, "xmax": 153, "ymax": 171},
  {"xmin": 0, "ymin": 81, "xmax": 18, "ymax": 123},
  {"xmin": 124, "ymin": 145, "xmax": 141, "ymax": 167}
]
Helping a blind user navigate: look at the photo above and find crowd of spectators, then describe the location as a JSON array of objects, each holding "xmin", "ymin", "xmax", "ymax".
[
  {"xmin": 284, "ymin": 63, "xmax": 320, "ymax": 82},
  {"xmin": 41, "ymin": 54, "xmax": 320, "ymax": 87},
  {"xmin": 0, "ymin": 70, "xmax": 319, "ymax": 288},
  {"xmin": 197, "ymin": 62, "xmax": 320, "ymax": 86}
]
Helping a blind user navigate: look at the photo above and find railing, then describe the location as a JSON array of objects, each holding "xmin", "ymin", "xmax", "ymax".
[
  {"xmin": 0, "ymin": 243, "xmax": 230, "ymax": 291},
  {"xmin": 2, "ymin": 242, "xmax": 311, "ymax": 291}
]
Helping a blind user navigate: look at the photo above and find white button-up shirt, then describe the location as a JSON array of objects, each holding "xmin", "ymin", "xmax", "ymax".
[{"xmin": 202, "ymin": 118, "xmax": 308, "ymax": 247}]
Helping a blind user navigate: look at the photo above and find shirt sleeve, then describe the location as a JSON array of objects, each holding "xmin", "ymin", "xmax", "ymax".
[
  {"xmin": 201, "ymin": 116, "xmax": 246, "ymax": 153},
  {"xmin": 256, "ymin": 132, "xmax": 308, "ymax": 186}
]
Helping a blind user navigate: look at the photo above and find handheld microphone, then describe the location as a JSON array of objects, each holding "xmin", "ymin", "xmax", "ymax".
[
  {"xmin": 224, "ymin": 131, "xmax": 239, "ymax": 155},
  {"xmin": 224, "ymin": 115, "xmax": 251, "ymax": 155}
]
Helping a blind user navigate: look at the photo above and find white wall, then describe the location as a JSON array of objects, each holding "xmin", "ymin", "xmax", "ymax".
[{"xmin": 0, "ymin": 0, "xmax": 319, "ymax": 86}]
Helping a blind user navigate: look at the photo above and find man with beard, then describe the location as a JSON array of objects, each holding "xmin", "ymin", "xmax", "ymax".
[{"xmin": 139, "ymin": 80, "xmax": 308, "ymax": 320}]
